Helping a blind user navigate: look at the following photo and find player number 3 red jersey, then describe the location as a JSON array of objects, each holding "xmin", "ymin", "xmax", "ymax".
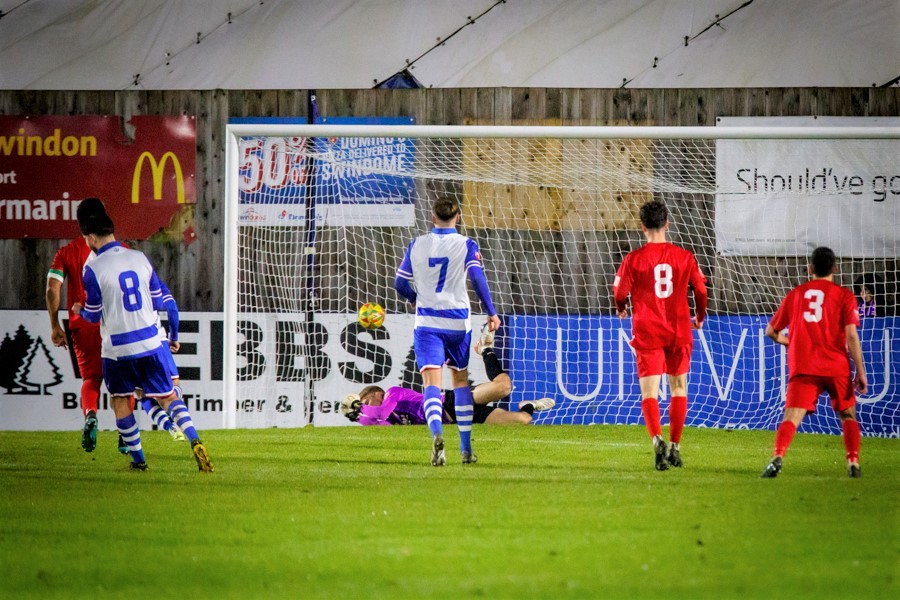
[{"xmin": 769, "ymin": 279, "xmax": 859, "ymax": 378}]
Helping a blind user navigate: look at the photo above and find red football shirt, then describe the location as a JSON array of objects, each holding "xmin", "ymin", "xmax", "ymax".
[
  {"xmin": 614, "ymin": 242, "xmax": 708, "ymax": 350},
  {"xmin": 48, "ymin": 237, "xmax": 95, "ymax": 330},
  {"xmin": 769, "ymin": 279, "xmax": 859, "ymax": 378}
]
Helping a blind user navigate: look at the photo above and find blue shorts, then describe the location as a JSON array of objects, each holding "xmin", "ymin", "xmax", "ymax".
[
  {"xmin": 103, "ymin": 344, "xmax": 177, "ymax": 398},
  {"xmin": 160, "ymin": 341, "xmax": 179, "ymax": 382},
  {"xmin": 414, "ymin": 327, "xmax": 472, "ymax": 372}
]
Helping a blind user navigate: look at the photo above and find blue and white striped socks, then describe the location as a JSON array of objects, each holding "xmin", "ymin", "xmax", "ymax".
[
  {"xmin": 115, "ymin": 414, "xmax": 145, "ymax": 464},
  {"xmin": 453, "ymin": 385, "xmax": 474, "ymax": 453},
  {"xmin": 166, "ymin": 399, "xmax": 199, "ymax": 443},
  {"xmin": 141, "ymin": 399, "xmax": 175, "ymax": 431},
  {"xmin": 423, "ymin": 385, "xmax": 444, "ymax": 438}
]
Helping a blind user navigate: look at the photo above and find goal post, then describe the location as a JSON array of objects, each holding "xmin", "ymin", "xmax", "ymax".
[{"xmin": 224, "ymin": 121, "xmax": 900, "ymax": 434}]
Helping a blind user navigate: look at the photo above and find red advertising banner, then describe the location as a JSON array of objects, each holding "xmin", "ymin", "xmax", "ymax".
[{"xmin": 0, "ymin": 115, "xmax": 196, "ymax": 239}]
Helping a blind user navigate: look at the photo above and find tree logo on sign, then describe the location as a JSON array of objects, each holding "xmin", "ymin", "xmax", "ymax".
[{"xmin": 0, "ymin": 325, "xmax": 64, "ymax": 395}]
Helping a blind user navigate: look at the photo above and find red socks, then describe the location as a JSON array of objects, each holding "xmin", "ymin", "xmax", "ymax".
[
  {"xmin": 81, "ymin": 378, "xmax": 101, "ymax": 415},
  {"xmin": 669, "ymin": 396, "xmax": 687, "ymax": 444},
  {"xmin": 773, "ymin": 421, "xmax": 797, "ymax": 457},
  {"xmin": 641, "ymin": 398, "xmax": 662, "ymax": 438},
  {"xmin": 842, "ymin": 419, "xmax": 861, "ymax": 463},
  {"xmin": 772, "ymin": 419, "xmax": 860, "ymax": 465},
  {"xmin": 642, "ymin": 397, "xmax": 687, "ymax": 442}
]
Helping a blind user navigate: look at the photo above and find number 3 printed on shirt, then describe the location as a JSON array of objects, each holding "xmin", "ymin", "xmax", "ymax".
[
  {"xmin": 654, "ymin": 263, "xmax": 673, "ymax": 299},
  {"xmin": 803, "ymin": 289, "xmax": 824, "ymax": 322}
]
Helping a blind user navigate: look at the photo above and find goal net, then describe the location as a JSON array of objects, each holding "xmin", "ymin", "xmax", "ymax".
[{"xmin": 224, "ymin": 120, "xmax": 899, "ymax": 436}]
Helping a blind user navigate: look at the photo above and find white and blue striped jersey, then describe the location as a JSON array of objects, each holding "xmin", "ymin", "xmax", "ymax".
[
  {"xmin": 396, "ymin": 227, "xmax": 491, "ymax": 332},
  {"xmin": 81, "ymin": 241, "xmax": 169, "ymax": 360}
]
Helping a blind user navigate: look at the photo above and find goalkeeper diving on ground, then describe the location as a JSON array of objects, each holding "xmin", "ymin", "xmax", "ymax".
[{"xmin": 340, "ymin": 325, "xmax": 554, "ymax": 426}]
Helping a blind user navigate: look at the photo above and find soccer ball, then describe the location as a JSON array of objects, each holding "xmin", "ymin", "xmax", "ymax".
[{"xmin": 358, "ymin": 302, "xmax": 385, "ymax": 329}]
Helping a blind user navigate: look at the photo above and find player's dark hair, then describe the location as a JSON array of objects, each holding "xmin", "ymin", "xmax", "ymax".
[
  {"xmin": 639, "ymin": 200, "xmax": 668, "ymax": 230},
  {"xmin": 77, "ymin": 197, "xmax": 114, "ymax": 236},
  {"xmin": 433, "ymin": 197, "xmax": 460, "ymax": 222},
  {"xmin": 810, "ymin": 246, "xmax": 836, "ymax": 277},
  {"xmin": 854, "ymin": 272, "xmax": 884, "ymax": 299}
]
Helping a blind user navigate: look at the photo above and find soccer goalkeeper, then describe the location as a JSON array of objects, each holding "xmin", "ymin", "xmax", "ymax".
[{"xmin": 341, "ymin": 327, "xmax": 554, "ymax": 426}]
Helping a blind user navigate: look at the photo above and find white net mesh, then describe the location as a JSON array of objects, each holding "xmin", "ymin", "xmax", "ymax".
[{"xmin": 228, "ymin": 126, "xmax": 899, "ymax": 435}]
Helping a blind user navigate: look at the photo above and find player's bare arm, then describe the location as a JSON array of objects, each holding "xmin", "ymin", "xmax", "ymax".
[
  {"xmin": 764, "ymin": 324, "xmax": 788, "ymax": 346},
  {"xmin": 45, "ymin": 278, "xmax": 67, "ymax": 348},
  {"xmin": 845, "ymin": 323, "xmax": 867, "ymax": 394}
]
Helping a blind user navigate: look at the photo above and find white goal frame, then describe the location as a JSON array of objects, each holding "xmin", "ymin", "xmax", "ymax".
[{"xmin": 223, "ymin": 123, "xmax": 899, "ymax": 428}]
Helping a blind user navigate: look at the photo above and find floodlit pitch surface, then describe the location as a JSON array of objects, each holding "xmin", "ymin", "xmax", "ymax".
[{"xmin": 1, "ymin": 426, "xmax": 896, "ymax": 599}]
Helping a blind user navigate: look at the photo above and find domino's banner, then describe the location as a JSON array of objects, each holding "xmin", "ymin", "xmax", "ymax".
[
  {"xmin": 716, "ymin": 116, "xmax": 900, "ymax": 257},
  {"xmin": 505, "ymin": 315, "xmax": 898, "ymax": 437},
  {"xmin": 313, "ymin": 116, "xmax": 416, "ymax": 226},
  {"xmin": 2, "ymin": 310, "xmax": 896, "ymax": 436},
  {"xmin": 234, "ymin": 116, "xmax": 415, "ymax": 227}
]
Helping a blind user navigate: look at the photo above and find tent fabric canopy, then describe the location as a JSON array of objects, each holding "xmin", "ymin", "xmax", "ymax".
[{"xmin": 0, "ymin": 0, "xmax": 897, "ymax": 90}]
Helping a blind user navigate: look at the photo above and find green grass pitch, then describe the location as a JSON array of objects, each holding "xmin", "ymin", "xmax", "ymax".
[{"xmin": 1, "ymin": 425, "xmax": 897, "ymax": 599}]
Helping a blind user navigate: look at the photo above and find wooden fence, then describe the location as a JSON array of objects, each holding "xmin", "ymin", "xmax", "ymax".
[{"xmin": 1, "ymin": 87, "xmax": 897, "ymax": 314}]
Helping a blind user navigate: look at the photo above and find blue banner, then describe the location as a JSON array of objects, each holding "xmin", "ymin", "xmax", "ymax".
[
  {"xmin": 503, "ymin": 315, "xmax": 899, "ymax": 437},
  {"xmin": 313, "ymin": 116, "xmax": 416, "ymax": 226},
  {"xmin": 232, "ymin": 116, "xmax": 416, "ymax": 227}
]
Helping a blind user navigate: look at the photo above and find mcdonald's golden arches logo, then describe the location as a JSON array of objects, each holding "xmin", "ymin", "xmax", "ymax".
[{"xmin": 131, "ymin": 151, "xmax": 185, "ymax": 204}]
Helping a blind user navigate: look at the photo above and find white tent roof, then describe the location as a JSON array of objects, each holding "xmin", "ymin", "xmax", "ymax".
[{"xmin": 1, "ymin": 0, "xmax": 897, "ymax": 90}]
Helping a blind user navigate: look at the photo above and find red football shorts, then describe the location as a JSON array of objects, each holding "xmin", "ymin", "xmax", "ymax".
[
  {"xmin": 634, "ymin": 344, "xmax": 692, "ymax": 378},
  {"xmin": 70, "ymin": 326, "xmax": 103, "ymax": 380},
  {"xmin": 786, "ymin": 374, "xmax": 856, "ymax": 413}
]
